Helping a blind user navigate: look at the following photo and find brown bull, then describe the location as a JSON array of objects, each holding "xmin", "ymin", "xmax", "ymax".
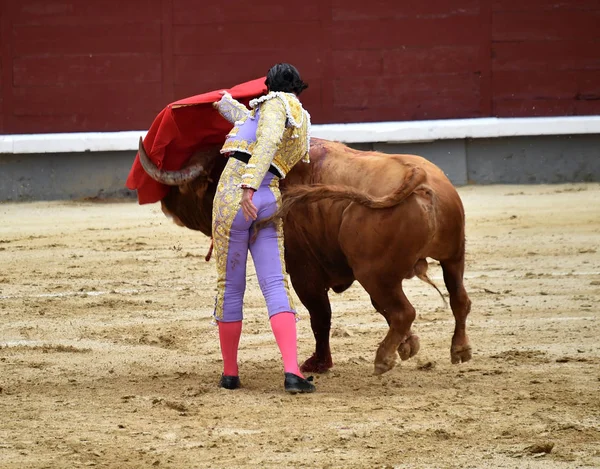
[{"xmin": 138, "ymin": 137, "xmax": 472, "ymax": 375}]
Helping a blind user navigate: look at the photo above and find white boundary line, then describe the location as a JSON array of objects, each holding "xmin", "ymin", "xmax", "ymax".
[{"xmin": 1, "ymin": 116, "xmax": 599, "ymax": 154}]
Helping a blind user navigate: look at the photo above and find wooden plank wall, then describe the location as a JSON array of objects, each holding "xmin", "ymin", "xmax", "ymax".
[
  {"xmin": 1, "ymin": 0, "xmax": 163, "ymax": 133},
  {"xmin": 492, "ymin": 0, "xmax": 600, "ymax": 116},
  {"xmin": 0, "ymin": 0, "xmax": 598, "ymax": 134}
]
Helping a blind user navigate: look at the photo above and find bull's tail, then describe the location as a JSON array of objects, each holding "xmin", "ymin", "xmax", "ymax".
[
  {"xmin": 413, "ymin": 258, "xmax": 448, "ymax": 307},
  {"xmin": 255, "ymin": 164, "xmax": 425, "ymax": 232},
  {"xmin": 416, "ymin": 270, "xmax": 448, "ymax": 307}
]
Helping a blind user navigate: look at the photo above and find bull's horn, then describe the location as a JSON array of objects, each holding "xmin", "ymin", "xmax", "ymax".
[{"xmin": 138, "ymin": 137, "xmax": 207, "ymax": 186}]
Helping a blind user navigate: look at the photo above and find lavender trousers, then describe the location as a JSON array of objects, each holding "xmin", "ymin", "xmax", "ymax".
[{"xmin": 211, "ymin": 158, "xmax": 295, "ymax": 322}]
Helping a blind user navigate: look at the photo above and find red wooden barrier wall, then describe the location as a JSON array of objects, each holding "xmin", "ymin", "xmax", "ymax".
[{"xmin": 0, "ymin": 0, "xmax": 599, "ymax": 134}]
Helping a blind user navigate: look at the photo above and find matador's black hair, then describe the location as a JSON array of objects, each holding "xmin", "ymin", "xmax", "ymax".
[{"xmin": 265, "ymin": 63, "xmax": 308, "ymax": 96}]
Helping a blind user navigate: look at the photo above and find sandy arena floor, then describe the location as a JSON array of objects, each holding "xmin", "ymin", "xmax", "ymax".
[{"xmin": 1, "ymin": 183, "xmax": 599, "ymax": 469}]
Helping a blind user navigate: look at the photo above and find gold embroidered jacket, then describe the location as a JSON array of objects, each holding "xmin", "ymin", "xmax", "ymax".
[{"xmin": 214, "ymin": 91, "xmax": 311, "ymax": 190}]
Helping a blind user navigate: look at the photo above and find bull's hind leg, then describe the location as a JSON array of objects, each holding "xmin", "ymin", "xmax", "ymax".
[
  {"xmin": 441, "ymin": 254, "xmax": 472, "ymax": 364},
  {"xmin": 341, "ymin": 204, "xmax": 429, "ymax": 375},
  {"xmin": 371, "ymin": 297, "xmax": 420, "ymax": 362},
  {"xmin": 290, "ymin": 277, "xmax": 334, "ymax": 373},
  {"xmin": 359, "ymin": 274, "xmax": 417, "ymax": 375}
]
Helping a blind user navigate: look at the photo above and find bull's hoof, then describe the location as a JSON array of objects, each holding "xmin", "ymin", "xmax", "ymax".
[
  {"xmin": 301, "ymin": 354, "xmax": 333, "ymax": 374},
  {"xmin": 450, "ymin": 344, "xmax": 472, "ymax": 364},
  {"xmin": 398, "ymin": 334, "xmax": 420, "ymax": 361},
  {"xmin": 373, "ymin": 352, "xmax": 397, "ymax": 375}
]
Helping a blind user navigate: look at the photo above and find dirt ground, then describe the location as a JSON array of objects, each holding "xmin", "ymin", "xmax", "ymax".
[{"xmin": 1, "ymin": 183, "xmax": 599, "ymax": 469}]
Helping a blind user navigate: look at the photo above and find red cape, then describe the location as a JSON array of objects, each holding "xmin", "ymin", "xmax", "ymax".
[{"xmin": 125, "ymin": 77, "xmax": 267, "ymax": 204}]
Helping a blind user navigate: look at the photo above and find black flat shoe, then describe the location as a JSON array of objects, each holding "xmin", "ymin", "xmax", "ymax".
[
  {"xmin": 219, "ymin": 374, "xmax": 240, "ymax": 390},
  {"xmin": 284, "ymin": 373, "xmax": 316, "ymax": 394}
]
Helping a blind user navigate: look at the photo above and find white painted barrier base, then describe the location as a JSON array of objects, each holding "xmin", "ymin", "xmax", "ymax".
[{"xmin": 1, "ymin": 116, "xmax": 599, "ymax": 154}]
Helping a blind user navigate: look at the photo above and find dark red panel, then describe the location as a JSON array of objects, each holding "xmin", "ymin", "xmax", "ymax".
[
  {"xmin": 575, "ymin": 100, "xmax": 600, "ymax": 115},
  {"xmin": 296, "ymin": 79, "xmax": 323, "ymax": 122},
  {"xmin": 174, "ymin": 21, "xmax": 323, "ymax": 55},
  {"xmin": 11, "ymin": 0, "xmax": 161, "ymax": 25},
  {"xmin": 332, "ymin": 16, "xmax": 483, "ymax": 50},
  {"xmin": 334, "ymin": 73, "xmax": 481, "ymax": 108},
  {"xmin": 0, "ymin": 7, "xmax": 2, "ymax": 94},
  {"xmin": 577, "ymin": 71, "xmax": 600, "ymax": 98},
  {"xmin": 1, "ymin": 0, "xmax": 12, "ymax": 133},
  {"xmin": 493, "ymin": 0, "xmax": 600, "ymax": 12},
  {"xmin": 330, "ymin": 100, "xmax": 482, "ymax": 123},
  {"xmin": 384, "ymin": 46, "xmax": 483, "ymax": 75},
  {"xmin": 326, "ymin": 107, "xmax": 398, "ymax": 124},
  {"xmin": 478, "ymin": 0, "xmax": 493, "ymax": 116},
  {"xmin": 493, "ymin": 11, "xmax": 600, "ymax": 41},
  {"xmin": 13, "ymin": 54, "xmax": 162, "ymax": 86},
  {"xmin": 9, "ymin": 108, "xmax": 162, "ymax": 134},
  {"xmin": 495, "ymin": 70, "xmax": 600, "ymax": 102},
  {"xmin": 13, "ymin": 83, "xmax": 163, "ymax": 117},
  {"xmin": 174, "ymin": 52, "xmax": 322, "ymax": 87},
  {"xmin": 0, "ymin": 52, "xmax": 3, "ymax": 129},
  {"xmin": 493, "ymin": 70, "xmax": 579, "ymax": 99},
  {"xmin": 333, "ymin": 73, "xmax": 482, "ymax": 121},
  {"xmin": 2, "ymin": 0, "xmax": 600, "ymax": 133},
  {"xmin": 493, "ymin": 98, "xmax": 576, "ymax": 117},
  {"xmin": 332, "ymin": 0, "xmax": 480, "ymax": 20},
  {"xmin": 11, "ymin": 83, "xmax": 164, "ymax": 133},
  {"xmin": 332, "ymin": 46, "xmax": 483, "ymax": 77},
  {"xmin": 332, "ymin": 50, "xmax": 384, "ymax": 76},
  {"xmin": 173, "ymin": 0, "xmax": 322, "ymax": 24},
  {"xmin": 493, "ymin": 40, "xmax": 600, "ymax": 71},
  {"xmin": 13, "ymin": 23, "xmax": 162, "ymax": 56},
  {"xmin": 161, "ymin": 0, "xmax": 174, "ymax": 104}
]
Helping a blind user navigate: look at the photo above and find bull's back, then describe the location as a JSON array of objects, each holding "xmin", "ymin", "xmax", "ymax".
[
  {"xmin": 310, "ymin": 140, "xmax": 466, "ymax": 259},
  {"xmin": 309, "ymin": 140, "xmax": 453, "ymax": 197}
]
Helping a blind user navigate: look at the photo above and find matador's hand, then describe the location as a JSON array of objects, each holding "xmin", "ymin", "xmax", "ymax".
[
  {"xmin": 240, "ymin": 187, "xmax": 258, "ymax": 221},
  {"xmin": 212, "ymin": 90, "xmax": 231, "ymax": 108}
]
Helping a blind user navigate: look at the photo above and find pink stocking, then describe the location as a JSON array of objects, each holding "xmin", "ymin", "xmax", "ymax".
[
  {"xmin": 218, "ymin": 320, "xmax": 242, "ymax": 376},
  {"xmin": 270, "ymin": 312, "xmax": 303, "ymax": 377}
]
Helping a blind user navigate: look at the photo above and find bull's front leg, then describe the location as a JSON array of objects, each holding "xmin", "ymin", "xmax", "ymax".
[{"xmin": 303, "ymin": 302, "xmax": 334, "ymax": 373}]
